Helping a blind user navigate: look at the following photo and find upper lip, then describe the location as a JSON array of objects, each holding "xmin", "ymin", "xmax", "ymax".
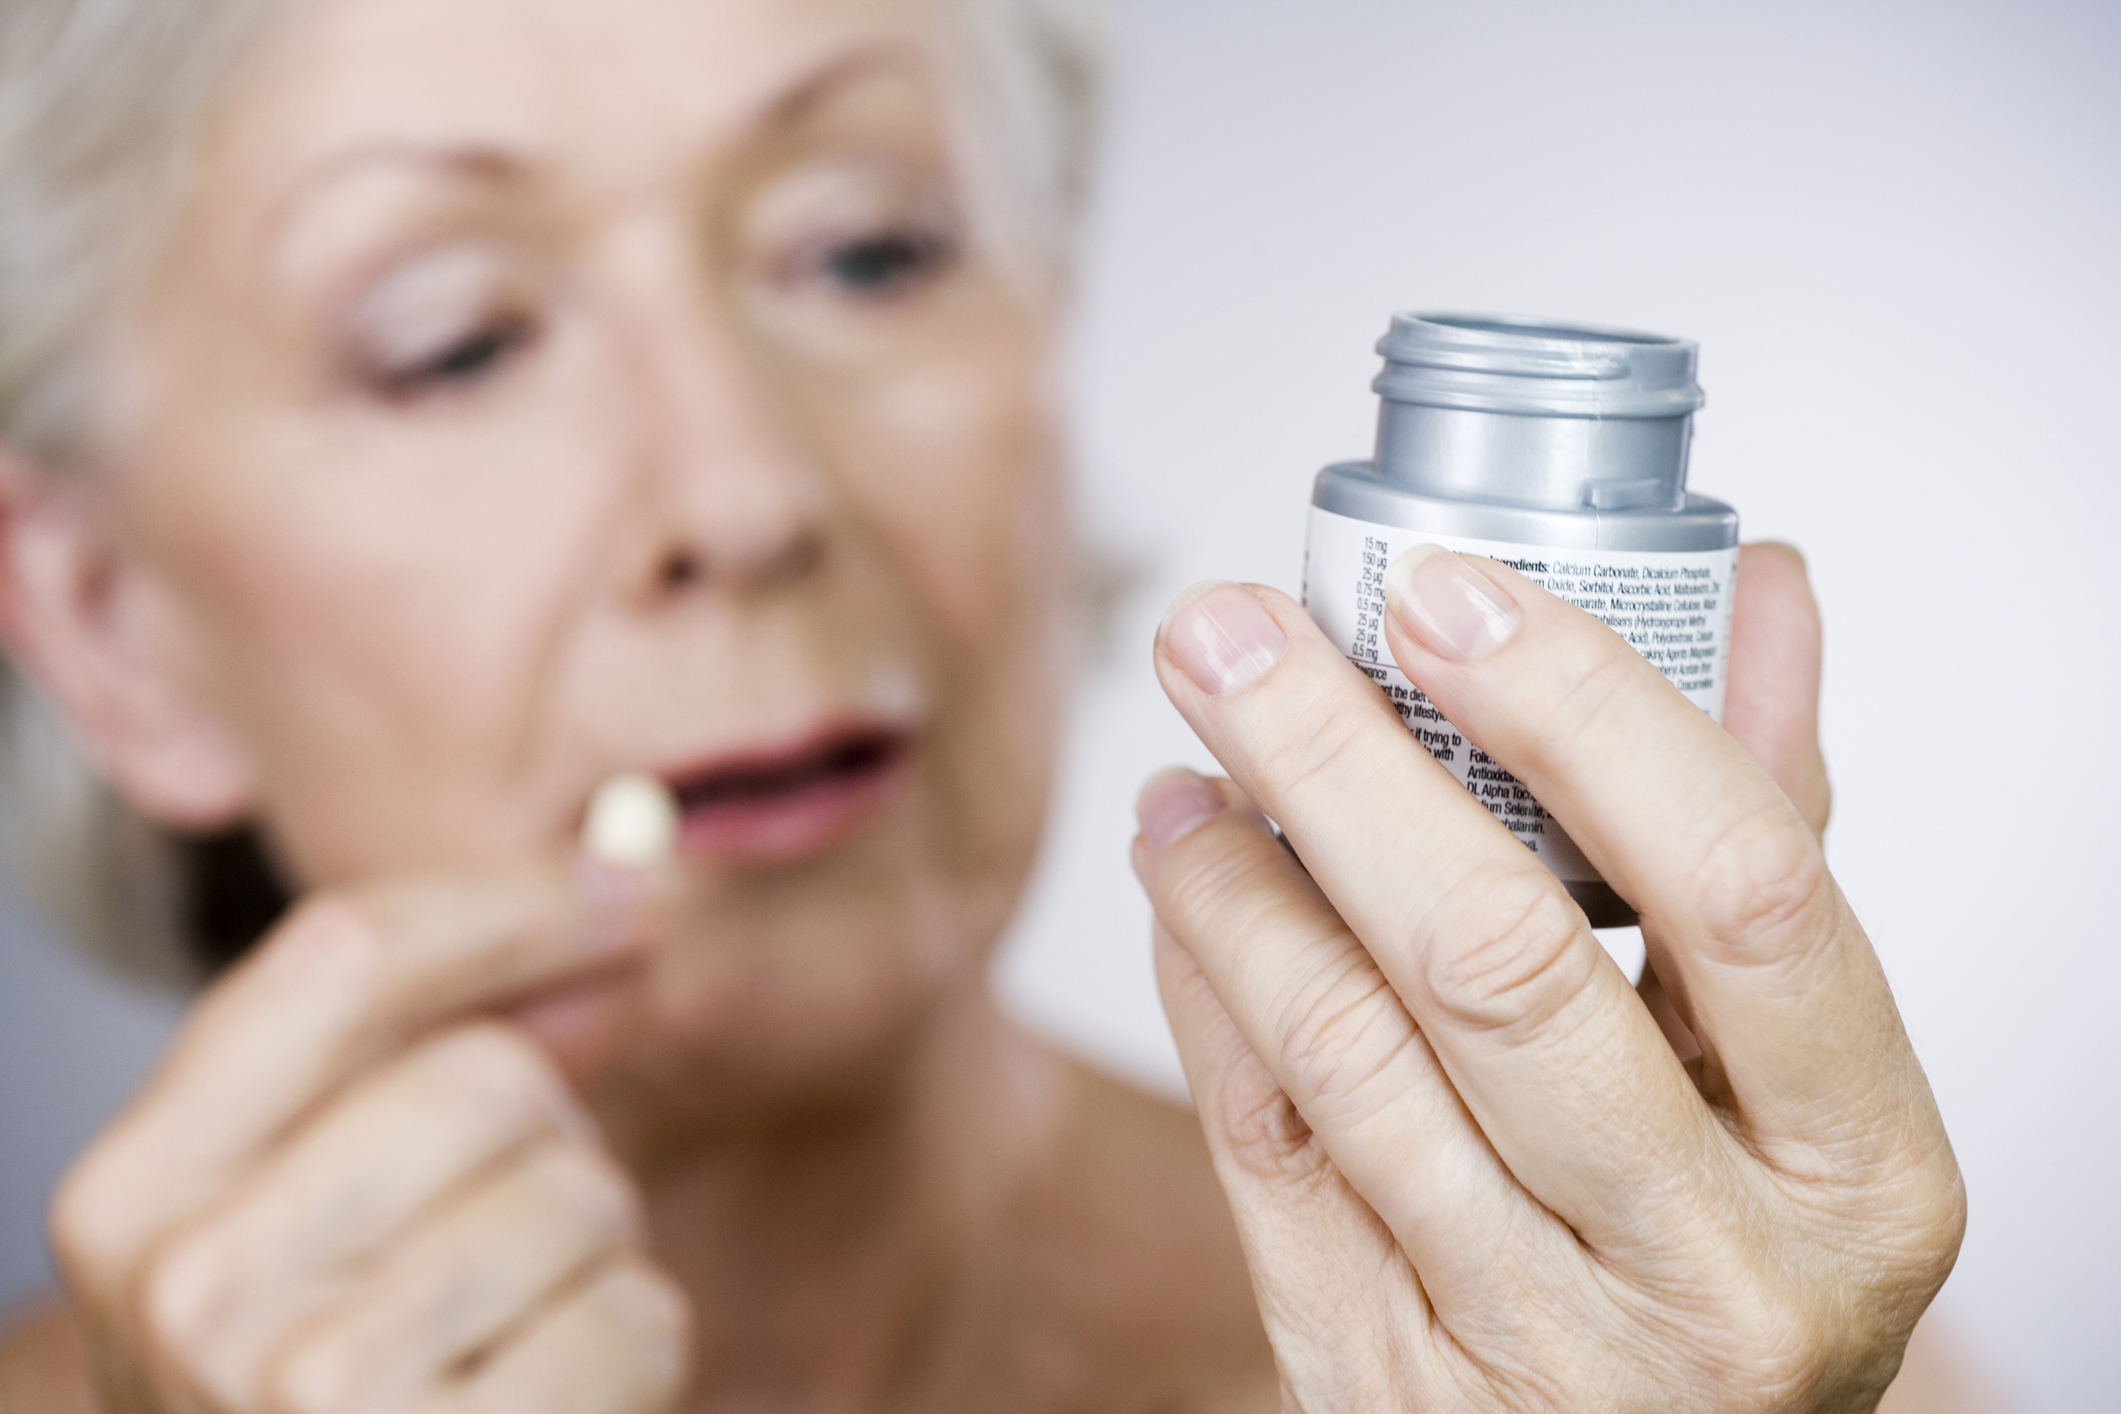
[{"xmin": 655, "ymin": 719, "xmax": 914, "ymax": 812}]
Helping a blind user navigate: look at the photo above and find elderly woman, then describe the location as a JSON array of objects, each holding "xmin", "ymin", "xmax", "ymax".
[{"xmin": 0, "ymin": 1, "xmax": 1964, "ymax": 1411}]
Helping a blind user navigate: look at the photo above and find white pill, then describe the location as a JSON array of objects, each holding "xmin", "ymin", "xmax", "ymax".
[{"xmin": 582, "ymin": 771, "xmax": 678, "ymax": 867}]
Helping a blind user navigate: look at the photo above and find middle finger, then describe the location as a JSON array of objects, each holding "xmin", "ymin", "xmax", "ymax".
[
  {"xmin": 1375, "ymin": 545, "xmax": 1910, "ymax": 1150},
  {"xmin": 1152, "ymin": 580, "xmax": 1722, "ymax": 1247}
]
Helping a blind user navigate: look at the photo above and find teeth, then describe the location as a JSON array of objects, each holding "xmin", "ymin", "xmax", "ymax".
[{"xmin": 582, "ymin": 771, "xmax": 678, "ymax": 867}]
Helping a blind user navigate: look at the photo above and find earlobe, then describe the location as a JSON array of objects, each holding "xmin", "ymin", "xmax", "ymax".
[{"xmin": 0, "ymin": 446, "xmax": 257, "ymax": 832}]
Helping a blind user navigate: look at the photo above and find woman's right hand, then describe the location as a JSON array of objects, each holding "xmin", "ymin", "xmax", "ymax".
[{"xmin": 47, "ymin": 866, "xmax": 690, "ymax": 1414}]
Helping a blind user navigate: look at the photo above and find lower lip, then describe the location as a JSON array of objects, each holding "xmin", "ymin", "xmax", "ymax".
[{"xmin": 674, "ymin": 746, "xmax": 914, "ymax": 866}]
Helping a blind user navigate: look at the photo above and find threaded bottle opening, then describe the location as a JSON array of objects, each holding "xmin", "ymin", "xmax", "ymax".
[{"xmin": 1376, "ymin": 311, "xmax": 1705, "ymax": 420}]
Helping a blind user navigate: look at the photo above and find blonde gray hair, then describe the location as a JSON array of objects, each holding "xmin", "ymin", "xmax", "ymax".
[{"xmin": 0, "ymin": 0, "xmax": 1110, "ymax": 985}]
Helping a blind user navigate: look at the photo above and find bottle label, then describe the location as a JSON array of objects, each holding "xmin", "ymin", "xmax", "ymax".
[{"xmin": 1301, "ymin": 507, "xmax": 1738, "ymax": 882}]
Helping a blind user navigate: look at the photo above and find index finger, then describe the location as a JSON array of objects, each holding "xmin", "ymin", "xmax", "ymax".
[
  {"xmin": 1151, "ymin": 581, "xmax": 1720, "ymax": 1247},
  {"xmin": 52, "ymin": 858, "xmax": 660, "ymax": 1289}
]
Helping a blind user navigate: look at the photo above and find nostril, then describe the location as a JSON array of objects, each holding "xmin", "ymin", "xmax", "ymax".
[
  {"xmin": 657, "ymin": 549, "xmax": 701, "ymax": 592},
  {"xmin": 773, "ymin": 533, "xmax": 825, "ymax": 585}
]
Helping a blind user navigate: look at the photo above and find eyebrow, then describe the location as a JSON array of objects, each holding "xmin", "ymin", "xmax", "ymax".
[
  {"xmin": 265, "ymin": 40, "xmax": 932, "ymax": 233},
  {"xmin": 263, "ymin": 143, "xmax": 530, "ymax": 240},
  {"xmin": 759, "ymin": 43, "xmax": 931, "ymax": 132}
]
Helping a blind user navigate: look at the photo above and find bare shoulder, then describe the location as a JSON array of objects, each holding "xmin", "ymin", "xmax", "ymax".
[
  {"xmin": 0, "ymin": 1298, "xmax": 99, "ymax": 1414},
  {"xmin": 1022, "ymin": 1051, "xmax": 1278, "ymax": 1412}
]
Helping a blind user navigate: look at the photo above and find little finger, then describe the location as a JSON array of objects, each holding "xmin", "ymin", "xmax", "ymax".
[
  {"xmin": 432, "ymin": 1259, "xmax": 690, "ymax": 1414},
  {"xmin": 1153, "ymin": 922, "xmax": 1445, "ymax": 1406},
  {"xmin": 266, "ymin": 1139, "xmax": 642, "ymax": 1412}
]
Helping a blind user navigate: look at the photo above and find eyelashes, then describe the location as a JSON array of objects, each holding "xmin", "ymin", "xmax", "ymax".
[
  {"xmin": 336, "ymin": 176, "xmax": 966, "ymax": 407},
  {"xmin": 807, "ymin": 224, "xmax": 958, "ymax": 298},
  {"xmin": 339, "ymin": 244, "xmax": 543, "ymax": 404},
  {"xmin": 747, "ymin": 159, "xmax": 966, "ymax": 306},
  {"xmin": 366, "ymin": 311, "xmax": 541, "ymax": 400}
]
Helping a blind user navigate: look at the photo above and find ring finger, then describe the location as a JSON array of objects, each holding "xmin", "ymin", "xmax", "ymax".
[{"xmin": 1133, "ymin": 767, "xmax": 1584, "ymax": 1328}]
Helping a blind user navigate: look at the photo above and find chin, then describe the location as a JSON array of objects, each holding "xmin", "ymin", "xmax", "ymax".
[{"xmin": 590, "ymin": 808, "xmax": 1036, "ymax": 1129}]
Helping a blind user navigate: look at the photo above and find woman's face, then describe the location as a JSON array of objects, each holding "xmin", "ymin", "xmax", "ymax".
[{"xmin": 99, "ymin": 0, "xmax": 1069, "ymax": 1112}]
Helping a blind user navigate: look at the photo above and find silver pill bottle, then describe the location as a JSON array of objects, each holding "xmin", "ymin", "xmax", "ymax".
[{"xmin": 1302, "ymin": 313, "xmax": 1739, "ymax": 927}]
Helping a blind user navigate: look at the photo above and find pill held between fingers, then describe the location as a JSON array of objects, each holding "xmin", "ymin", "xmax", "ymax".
[{"xmin": 582, "ymin": 771, "xmax": 679, "ymax": 867}]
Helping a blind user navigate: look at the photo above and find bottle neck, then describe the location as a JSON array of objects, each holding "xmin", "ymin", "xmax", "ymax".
[{"xmin": 1374, "ymin": 401, "xmax": 1693, "ymax": 512}]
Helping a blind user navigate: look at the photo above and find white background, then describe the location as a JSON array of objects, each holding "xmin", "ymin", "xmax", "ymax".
[
  {"xmin": 997, "ymin": 2, "xmax": 2120, "ymax": 1409},
  {"xmin": 4, "ymin": 3, "xmax": 2117, "ymax": 1409}
]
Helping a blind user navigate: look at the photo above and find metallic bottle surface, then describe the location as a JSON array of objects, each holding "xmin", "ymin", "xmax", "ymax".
[{"xmin": 1302, "ymin": 313, "xmax": 1740, "ymax": 927}]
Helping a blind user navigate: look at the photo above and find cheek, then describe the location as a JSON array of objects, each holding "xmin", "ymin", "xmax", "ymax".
[
  {"xmin": 839, "ymin": 331, "xmax": 1069, "ymax": 656},
  {"xmin": 822, "ymin": 321, "xmax": 1071, "ymax": 885},
  {"xmin": 124, "ymin": 345, "xmax": 633, "ymax": 882}
]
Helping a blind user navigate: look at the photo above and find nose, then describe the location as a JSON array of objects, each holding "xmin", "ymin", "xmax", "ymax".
[{"xmin": 613, "ymin": 251, "xmax": 829, "ymax": 607}]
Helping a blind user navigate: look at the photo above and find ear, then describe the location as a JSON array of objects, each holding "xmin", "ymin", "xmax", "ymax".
[{"xmin": 0, "ymin": 448, "xmax": 257, "ymax": 832}]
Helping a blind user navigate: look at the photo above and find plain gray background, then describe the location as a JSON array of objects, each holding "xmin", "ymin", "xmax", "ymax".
[{"xmin": 5, "ymin": 2, "xmax": 2117, "ymax": 1409}]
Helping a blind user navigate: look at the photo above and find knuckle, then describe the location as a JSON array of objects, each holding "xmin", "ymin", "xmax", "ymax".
[
  {"xmin": 1648, "ymin": 1272, "xmax": 1839, "ymax": 1412},
  {"xmin": 1888, "ymin": 1152, "xmax": 1968, "ymax": 1296},
  {"xmin": 531, "ymin": 1145, "xmax": 643, "ymax": 1244},
  {"xmin": 1265, "ymin": 950, "xmax": 1411, "ymax": 1124},
  {"xmin": 1422, "ymin": 862, "xmax": 1597, "ymax": 1039},
  {"xmin": 1248, "ymin": 681, "xmax": 1392, "ymax": 810},
  {"xmin": 136, "ymin": 1230, "xmax": 230, "ymax": 1374},
  {"xmin": 1157, "ymin": 823, "xmax": 1317, "ymax": 960},
  {"xmin": 1754, "ymin": 1317, "xmax": 1840, "ymax": 1412},
  {"xmin": 1690, "ymin": 805, "xmax": 1839, "ymax": 968},
  {"xmin": 1925, "ymin": 1166, "xmax": 1970, "ymax": 1260},
  {"xmin": 269, "ymin": 896, "xmax": 383, "ymax": 987},
  {"xmin": 428, "ymin": 1023, "xmax": 575, "ymax": 1128},
  {"xmin": 1208, "ymin": 1057, "xmax": 1331, "ymax": 1186},
  {"xmin": 267, "ymin": 1331, "xmax": 363, "ymax": 1414},
  {"xmin": 626, "ymin": 1273, "xmax": 695, "ymax": 1404},
  {"xmin": 1159, "ymin": 821, "xmax": 1275, "ymax": 930},
  {"xmin": 1772, "ymin": 1287, "xmax": 1907, "ymax": 1413},
  {"xmin": 1672, "ymin": 1229, "xmax": 1943, "ymax": 1410},
  {"xmin": 47, "ymin": 1149, "xmax": 138, "ymax": 1289},
  {"xmin": 1531, "ymin": 640, "xmax": 1650, "ymax": 772},
  {"xmin": 594, "ymin": 1260, "xmax": 692, "ymax": 1361},
  {"xmin": 277, "ymin": 892, "xmax": 368, "ymax": 941}
]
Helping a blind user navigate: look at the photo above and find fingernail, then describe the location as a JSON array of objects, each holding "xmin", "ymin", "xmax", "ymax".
[
  {"xmin": 1160, "ymin": 582, "xmax": 1287, "ymax": 695},
  {"xmin": 1136, "ymin": 767, "xmax": 1226, "ymax": 849},
  {"xmin": 1385, "ymin": 545, "xmax": 1521, "ymax": 661}
]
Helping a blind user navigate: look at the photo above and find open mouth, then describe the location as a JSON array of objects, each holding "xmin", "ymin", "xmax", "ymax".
[{"xmin": 662, "ymin": 725, "xmax": 913, "ymax": 865}]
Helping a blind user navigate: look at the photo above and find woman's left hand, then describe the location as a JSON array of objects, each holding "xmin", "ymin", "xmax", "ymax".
[{"xmin": 1133, "ymin": 544, "xmax": 1962, "ymax": 1411}]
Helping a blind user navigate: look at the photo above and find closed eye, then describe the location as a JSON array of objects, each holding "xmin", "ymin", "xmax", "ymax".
[
  {"xmin": 817, "ymin": 228, "xmax": 955, "ymax": 297},
  {"xmin": 373, "ymin": 315, "xmax": 538, "ymax": 400}
]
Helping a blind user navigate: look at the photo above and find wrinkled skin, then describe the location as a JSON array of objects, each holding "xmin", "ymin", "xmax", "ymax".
[
  {"xmin": 1134, "ymin": 544, "xmax": 1964, "ymax": 1412},
  {"xmin": 0, "ymin": 1, "xmax": 1264, "ymax": 1409},
  {"xmin": 0, "ymin": 0, "xmax": 1963, "ymax": 1408}
]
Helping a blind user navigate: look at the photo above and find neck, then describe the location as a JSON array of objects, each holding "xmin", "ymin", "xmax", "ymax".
[{"xmin": 595, "ymin": 983, "xmax": 1074, "ymax": 1412}]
